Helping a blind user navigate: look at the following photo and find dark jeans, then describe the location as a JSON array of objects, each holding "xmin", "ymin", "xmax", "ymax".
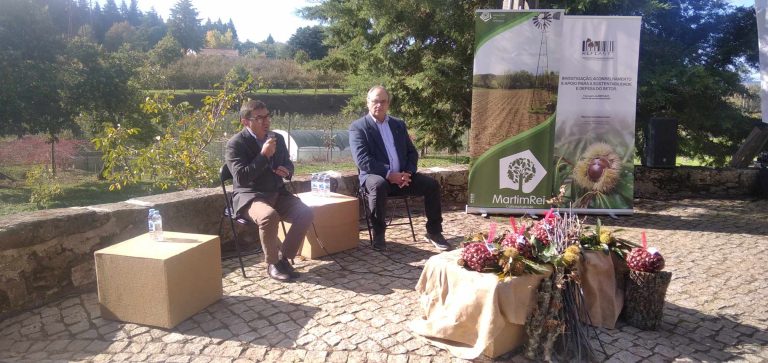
[{"xmin": 362, "ymin": 173, "xmax": 443, "ymax": 237}]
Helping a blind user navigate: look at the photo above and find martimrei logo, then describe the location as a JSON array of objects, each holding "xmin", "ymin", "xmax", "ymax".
[
  {"xmin": 581, "ymin": 38, "xmax": 616, "ymax": 59},
  {"xmin": 498, "ymin": 150, "xmax": 547, "ymax": 193},
  {"xmin": 480, "ymin": 12, "xmax": 492, "ymax": 22}
]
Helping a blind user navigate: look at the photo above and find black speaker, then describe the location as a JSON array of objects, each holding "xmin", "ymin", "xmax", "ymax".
[{"xmin": 645, "ymin": 117, "xmax": 678, "ymax": 168}]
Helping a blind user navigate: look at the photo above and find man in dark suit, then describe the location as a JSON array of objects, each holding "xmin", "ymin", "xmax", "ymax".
[
  {"xmin": 349, "ymin": 86, "xmax": 450, "ymax": 251},
  {"xmin": 225, "ymin": 100, "xmax": 313, "ymax": 282}
]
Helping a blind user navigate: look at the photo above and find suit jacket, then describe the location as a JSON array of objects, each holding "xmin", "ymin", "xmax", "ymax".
[
  {"xmin": 225, "ymin": 128, "xmax": 294, "ymax": 215},
  {"xmin": 349, "ymin": 114, "xmax": 418, "ymax": 184}
]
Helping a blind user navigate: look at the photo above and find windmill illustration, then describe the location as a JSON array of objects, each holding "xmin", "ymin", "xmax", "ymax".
[{"xmin": 530, "ymin": 12, "xmax": 554, "ymax": 111}]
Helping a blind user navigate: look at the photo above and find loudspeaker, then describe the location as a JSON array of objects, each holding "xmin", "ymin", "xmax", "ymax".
[{"xmin": 645, "ymin": 118, "xmax": 678, "ymax": 168}]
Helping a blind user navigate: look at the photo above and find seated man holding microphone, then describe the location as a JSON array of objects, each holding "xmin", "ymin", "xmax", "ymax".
[{"xmin": 225, "ymin": 100, "xmax": 313, "ymax": 282}]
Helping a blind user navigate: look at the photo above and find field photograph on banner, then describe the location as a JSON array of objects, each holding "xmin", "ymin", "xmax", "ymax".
[
  {"xmin": 467, "ymin": 10, "xmax": 564, "ymax": 215},
  {"xmin": 552, "ymin": 16, "xmax": 642, "ymax": 214}
]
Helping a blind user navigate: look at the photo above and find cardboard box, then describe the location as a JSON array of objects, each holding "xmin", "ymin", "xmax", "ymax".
[
  {"xmin": 95, "ymin": 232, "xmax": 223, "ymax": 329},
  {"xmin": 280, "ymin": 192, "xmax": 359, "ymax": 259}
]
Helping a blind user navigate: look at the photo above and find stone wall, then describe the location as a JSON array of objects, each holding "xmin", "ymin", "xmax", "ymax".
[
  {"xmin": 0, "ymin": 164, "xmax": 760, "ymax": 320},
  {"xmin": 0, "ymin": 166, "xmax": 467, "ymax": 320},
  {"xmin": 634, "ymin": 166, "xmax": 761, "ymax": 199}
]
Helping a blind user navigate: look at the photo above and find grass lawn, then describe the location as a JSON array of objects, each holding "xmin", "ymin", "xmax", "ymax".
[{"xmin": 0, "ymin": 155, "xmax": 469, "ymax": 217}]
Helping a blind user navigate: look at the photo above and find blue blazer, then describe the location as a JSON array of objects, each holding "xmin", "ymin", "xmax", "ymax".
[{"xmin": 349, "ymin": 114, "xmax": 419, "ymax": 184}]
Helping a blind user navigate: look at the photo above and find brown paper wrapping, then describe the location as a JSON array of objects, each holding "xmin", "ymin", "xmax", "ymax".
[
  {"xmin": 409, "ymin": 250, "xmax": 550, "ymax": 359},
  {"xmin": 578, "ymin": 250, "xmax": 624, "ymax": 329}
]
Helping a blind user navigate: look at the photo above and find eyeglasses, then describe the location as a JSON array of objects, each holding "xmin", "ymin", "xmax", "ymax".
[{"xmin": 247, "ymin": 113, "xmax": 271, "ymax": 122}]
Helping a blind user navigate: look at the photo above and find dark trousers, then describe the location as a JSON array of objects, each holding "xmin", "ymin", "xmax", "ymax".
[{"xmin": 362, "ymin": 173, "xmax": 443, "ymax": 236}]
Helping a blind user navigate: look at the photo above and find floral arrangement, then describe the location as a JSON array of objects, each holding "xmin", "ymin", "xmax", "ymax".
[
  {"xmin": 457, "ymin": 210, "xmax": 653, "ymax": 361},
  {"xmin": 458, "ymin": 210, "xmax": 584, "ymax": 280},
  {"xmin": 578, "ymin": 217, "xmax": 637, "ymax": 258}
]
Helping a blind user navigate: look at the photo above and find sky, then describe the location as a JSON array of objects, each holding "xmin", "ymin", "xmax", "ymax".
[{"xmin": 104, "ymin": 0, "xmax": 320, "ymax": 43}]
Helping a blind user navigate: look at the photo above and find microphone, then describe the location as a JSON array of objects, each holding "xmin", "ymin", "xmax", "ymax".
[{"xmin": 267, "ymin": 131, "xmax": 276, "ymax": 140}]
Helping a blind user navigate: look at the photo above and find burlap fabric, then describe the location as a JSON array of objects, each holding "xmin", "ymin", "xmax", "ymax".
[
  {"xmin": 409, "ymin": 250, "xmax": 550, "ymax": 359},
  {"xmin": 578, "ymin": 250, "xmax": 624, "ymax": 329}
]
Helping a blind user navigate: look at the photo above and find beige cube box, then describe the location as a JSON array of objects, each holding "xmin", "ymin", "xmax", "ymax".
[
  {"xmin": 95, "ymin": 232, "xmax": 223, "ymax": 329},
  {"xmin": 279, "ymin": 192, "xmax": 359, "ymax": 259}
]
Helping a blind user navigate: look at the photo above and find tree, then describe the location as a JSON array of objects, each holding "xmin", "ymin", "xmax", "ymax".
[
  {"xmin": 302, "ymin": 0, "xmax": 499, "ymax": 151},
  {"xmin": 126, "ymin": 0, "xmax": 142, "ymax": 26},
  {"xmin": 93, "ymin": 79, "xmax": 251, "ymax": 191},
  {"xmin": 148, "ymin": 34, "xmax": 183, "ymax": 67},
  {"xmin": 288, "ymin": 25, "xmax": 328, "ymax": 60},
  {"xmin": 137, "ymin": 8, "xmax": 167, "ymax": 50},
  {"xmin": 205, "ymin": 29, "xmax": 235, "ymax": 49},
  {"xmin": 0, "ymin": 0, "xmax": 66, "ymax": 138},
  {"xmin": 104, "ymin": 21, "xmax": 140, "ymax": 51},
  {"xmin": 168, "ymin": 0, "xmax": 203, "ymax": 52}
]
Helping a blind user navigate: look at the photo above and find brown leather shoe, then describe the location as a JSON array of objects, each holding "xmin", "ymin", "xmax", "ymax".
[
  {"xmin": 267, "ymin": 263, "xmax": 291, "ymax": 282},
  {"xmin": 278, "ymin": 258, "xmax": 300, "ymax": 278}
]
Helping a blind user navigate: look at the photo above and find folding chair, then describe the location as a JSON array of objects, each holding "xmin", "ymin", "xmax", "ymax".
[
  {"xmin": 218, "ymin": 164, "xmax": 287, "ymax": 278},
  {"xmin": 219, "ymin": 164, "xmax": 252, "ymax": 277},
  {"xmin": 356, "ymin": 180, "xmax": 417, "ymax": 244}
]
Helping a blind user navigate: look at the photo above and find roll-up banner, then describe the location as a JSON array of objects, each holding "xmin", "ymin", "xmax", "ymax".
[
  {"xmin": 467, "ymin": 13, "xmax": 641, "ymax": 215},
  {"xmin": 756, "ymin": 0, "xmax": 768, "ymax": 124},
  {"xmin": 553, "ymin": 16, "xmax": 641, "ymax": 215},
  {"xmin": 467, "ymin": 10, "xmax": 564, "ymax": 215}
]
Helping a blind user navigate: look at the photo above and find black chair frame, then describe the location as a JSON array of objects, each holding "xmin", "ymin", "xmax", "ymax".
[
  {"xmin": 218, "ymin": 164, "xmax": 286, "ymax": 278},
  {"xmin": 356, "ymin": 183, "xmax": 417, "ymax": 244}
]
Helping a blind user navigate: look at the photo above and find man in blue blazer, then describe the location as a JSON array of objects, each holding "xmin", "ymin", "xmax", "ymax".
[
  {"xmin": 349, "ymin": 86, "xmax": 450, "ymax": 251},
  {"xmin": 225, "ymin": 100, "xmax": 314, "ymax": 282}
]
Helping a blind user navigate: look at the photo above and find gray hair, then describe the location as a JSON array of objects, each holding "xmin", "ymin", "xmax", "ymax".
[{"xmin": 366, "ymin": 85, "xmax": 390, "ymax": 102}]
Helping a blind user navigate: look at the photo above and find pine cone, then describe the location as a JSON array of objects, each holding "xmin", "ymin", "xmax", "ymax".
[{"xmin": 626, "ymin": 247, "xmax": 665, "ymax": 272}]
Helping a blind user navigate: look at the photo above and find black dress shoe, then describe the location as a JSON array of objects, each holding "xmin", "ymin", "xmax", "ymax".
[
  {"xmin": 425, "ymin": 233, "xmax": 451, "ymax": 251},
  {"xmin": 278, "ymin": 258, "xmax": 300, "ymax": 278},
  {"xmin": 267, "ymin": 263, "xmax": 291, "ymax": 281},
  {"xmin": 372, "ymin": 233, "xmax": 387, "ymax": 251}
]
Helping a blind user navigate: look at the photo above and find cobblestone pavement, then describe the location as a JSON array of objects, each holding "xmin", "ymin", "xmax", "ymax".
[{"xmin": 1, "ymin": 198, "xmax": 767, "ymax": 362}]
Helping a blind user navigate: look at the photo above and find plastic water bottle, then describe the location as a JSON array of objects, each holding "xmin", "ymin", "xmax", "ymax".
[
  {"xmin": 311, "ymin": 173, "xmax": 319, "ymax": 195},
  {"xmin": 147, "ymin": 209, "xmax": 156, "ymax": 235},
  {"xmin": 151, "ymin": 210, "xmax": 164, "ymax": 241},
  {"xmin": 318, "ymin": 172, "xmax": 327, "ymax": 196},
  {"xmin": 322, "ymin": 173, "xmax": 331, "ymax": 196}
]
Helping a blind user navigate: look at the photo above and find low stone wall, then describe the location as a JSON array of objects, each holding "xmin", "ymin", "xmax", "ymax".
[
  {"xmin": 0, "ymin": 164, "xmax": 760, "ymax": 319},
  {"xmin": 0, "ymin": 166, "xmax": 468, "ymax": 320},
  {"xmin": 634, "ymin": 166, "xmax": 761, "ymax": 199}
]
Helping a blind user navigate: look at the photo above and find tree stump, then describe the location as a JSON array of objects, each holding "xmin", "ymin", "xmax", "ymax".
[{"xmin": 622, "ymin": 270, "xmax": 672, "ymax": 330}]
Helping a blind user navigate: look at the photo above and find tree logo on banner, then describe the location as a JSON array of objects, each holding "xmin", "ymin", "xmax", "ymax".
[{"xmin": 499, "ymin": 150, "xmax": 547, "ymax": 193}]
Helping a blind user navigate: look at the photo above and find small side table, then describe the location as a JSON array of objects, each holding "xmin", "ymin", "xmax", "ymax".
[
  {"xmin": 94, "ymin": 232, "xmax": 222, "ymax": 329},
  {"xmin": 279, "ymin": 192, "xmax": 360, "ymax": 259}
]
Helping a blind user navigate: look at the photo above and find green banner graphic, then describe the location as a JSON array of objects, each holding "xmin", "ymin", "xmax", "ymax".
[{"xmin": 468, "ymin": 10, "xmax": 563, "ymax": 214}]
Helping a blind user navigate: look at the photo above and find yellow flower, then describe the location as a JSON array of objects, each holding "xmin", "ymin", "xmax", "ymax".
[
  {"xmin": 599, "ymin": 230, "xmax": 613, "ymax": 245},
  {"xmin": 563, "ymin": 251, "xmax": 580, "ymax": 266}
]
